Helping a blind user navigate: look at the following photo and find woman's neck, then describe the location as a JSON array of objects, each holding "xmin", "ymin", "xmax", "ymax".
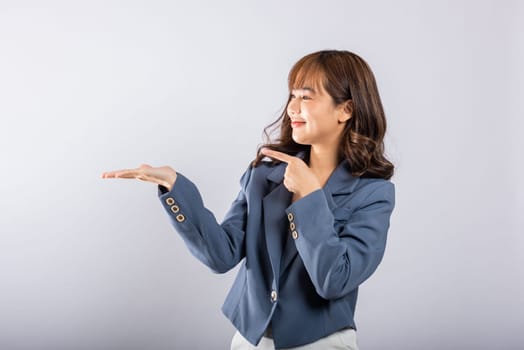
[{"xmin": 308, "ymin": 146, "xmax": 340, "ymax": 186}]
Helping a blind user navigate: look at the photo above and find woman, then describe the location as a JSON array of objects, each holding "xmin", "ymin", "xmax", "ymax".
[{"xmin": 102, "ymin": 49, "xmax": 395, "ymax": 350}]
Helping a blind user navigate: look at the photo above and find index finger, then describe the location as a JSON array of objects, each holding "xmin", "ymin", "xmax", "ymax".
[{"xmin": 260, "ymin": 148, "xmax": 295, "ymax": 163}]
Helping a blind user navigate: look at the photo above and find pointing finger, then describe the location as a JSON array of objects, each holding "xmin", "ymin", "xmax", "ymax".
[{"xmin": 261, "ymin": 148, "xmax": 295, "ymax": 163}]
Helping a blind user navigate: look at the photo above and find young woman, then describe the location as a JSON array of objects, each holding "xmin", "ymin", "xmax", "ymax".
[{"xmin": 101, "ymin": 49, "xmax": 395, "ymax": 350}]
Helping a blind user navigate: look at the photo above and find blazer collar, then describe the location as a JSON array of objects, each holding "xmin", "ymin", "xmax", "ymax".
[{"xmin": 266, "ymin": 150, "xmax": 359, "ymax": 196}]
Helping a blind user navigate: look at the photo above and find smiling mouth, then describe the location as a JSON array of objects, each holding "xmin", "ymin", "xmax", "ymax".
[{"xmin": 291, "ymin": 121, "xmax": 306, "ymax": 128}]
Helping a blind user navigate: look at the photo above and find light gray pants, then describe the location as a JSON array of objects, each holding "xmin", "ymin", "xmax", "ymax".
[{"xmin": 230, "ymin": 328, "xmax": 359, "ymax": 350}]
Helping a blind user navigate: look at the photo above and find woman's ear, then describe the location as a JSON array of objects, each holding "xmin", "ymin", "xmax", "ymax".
[{"xmin": 338, "ymin": 100, "xmax": 353, "ymax": 123}]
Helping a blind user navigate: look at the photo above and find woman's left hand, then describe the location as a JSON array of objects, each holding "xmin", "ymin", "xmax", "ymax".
[{"xmin": 260, "ymin": 148, "xmax": 321, "ymax": 200}]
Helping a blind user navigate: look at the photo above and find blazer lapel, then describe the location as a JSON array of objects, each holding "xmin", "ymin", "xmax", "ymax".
[
  {"xmin": 263, "ymin": 151, "xmax": 308, "ymax": 279},
  {"xmin": 262, "ymin": 177, "xmax": 292, "ymax": 280}
]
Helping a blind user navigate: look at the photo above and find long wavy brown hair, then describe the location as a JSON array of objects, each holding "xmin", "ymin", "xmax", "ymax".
[{"xmin": 251, "ymin": 49, "xmax": 394, "ymax": 180}]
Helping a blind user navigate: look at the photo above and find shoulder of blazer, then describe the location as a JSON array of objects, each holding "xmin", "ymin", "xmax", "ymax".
[
  {"xmin": 354, "ymin": 177, "xmax": 393, "ymax": 192},
  {"xmin": 349, "ymin": 177, "xmax": 395, "ymax": 209}
]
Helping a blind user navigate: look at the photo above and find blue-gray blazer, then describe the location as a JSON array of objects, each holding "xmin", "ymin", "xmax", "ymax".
[{"xmin": 157, "ymin": 150, "xmax": 395, "ymax": 349}]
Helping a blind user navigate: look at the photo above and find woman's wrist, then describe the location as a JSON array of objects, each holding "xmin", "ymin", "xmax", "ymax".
[{"xmin": 164, "ymin": 171, "xmax": 178, "ymax": 192}]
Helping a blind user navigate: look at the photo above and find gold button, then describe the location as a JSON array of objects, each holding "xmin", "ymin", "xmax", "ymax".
[
  {"xmin": 291, "ymin": 230, "xmax": 298, "ymax": 240},
  {"xmin": 289, "ymin": 222, "xmax": 295, "ymax": 231},
  {"xmin": 176, "ymin": 214, "xmax": 185, "ymax": 222},
  {"xmin": 287, "ymin": 213, "xmax": 294, "ymax": 221},
  {"xmin": 166, "ymin": 197, "xmax": 175, "ymax": 205},
  {"xmin": 270, "ymin": 290, "xmax": 277, "ymax": 302},
  {"xmin": 170, "ymin": 205, "xmax": 180, "ymax": 213}
]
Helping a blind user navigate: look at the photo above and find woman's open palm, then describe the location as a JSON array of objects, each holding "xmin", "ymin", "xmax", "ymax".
[{"xmin": 101, "ymin": 164, "xmax": 178, "ymax": 191}]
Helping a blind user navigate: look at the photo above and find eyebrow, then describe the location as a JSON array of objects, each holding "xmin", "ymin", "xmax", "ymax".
[{"xmin": 292, "ymin": 86, "xmax": 317, "ymax": 94}]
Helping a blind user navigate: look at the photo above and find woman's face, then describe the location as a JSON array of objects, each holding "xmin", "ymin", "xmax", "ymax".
[{"xmin": 286, "ymin": 82, "xmax": 349, "ymax": 147}]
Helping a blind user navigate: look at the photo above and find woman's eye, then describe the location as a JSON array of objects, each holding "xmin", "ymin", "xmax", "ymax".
[{"xmin": 290, "ymin": 94, "xmax": 311, "ymax": 100}]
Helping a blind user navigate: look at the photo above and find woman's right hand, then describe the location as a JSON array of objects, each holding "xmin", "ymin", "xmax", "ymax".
[{"xmin": 101, "ymin": 164, "xmax": 178, "ymax": 191}]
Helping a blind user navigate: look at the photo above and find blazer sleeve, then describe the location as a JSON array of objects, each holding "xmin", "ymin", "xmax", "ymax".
[
  {"xmin": 157, "ymin": 163, "xmax": 253, "ymax": 274},
  {"xmin": 285, "ymin": 181, "xmax": 395, "ymax": 300}
]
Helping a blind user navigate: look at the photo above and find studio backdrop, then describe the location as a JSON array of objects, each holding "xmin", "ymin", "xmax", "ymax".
[{"xmin": 0, "ymin": 1, "xmax": 522, "ymax": 349}]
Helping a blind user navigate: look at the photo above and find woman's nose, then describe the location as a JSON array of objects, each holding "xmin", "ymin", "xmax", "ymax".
[{"xmin": 287, "ymin": 99, "xmax": 299, "ymax": 116}]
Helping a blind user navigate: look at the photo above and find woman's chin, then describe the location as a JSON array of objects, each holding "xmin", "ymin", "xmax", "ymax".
[{"xmin": 292, "ymin": 134, "xmax": 309, "ymax": 145}]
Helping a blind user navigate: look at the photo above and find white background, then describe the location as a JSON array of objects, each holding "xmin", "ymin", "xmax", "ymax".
[{"xmin": 1, "ymin": 1, "xmax": 523, "ymax": 349}]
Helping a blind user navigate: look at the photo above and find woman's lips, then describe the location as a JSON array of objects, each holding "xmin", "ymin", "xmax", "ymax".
[{"xmin": 291, "ymin": 121, "xmax": 306, "ymax": 128}]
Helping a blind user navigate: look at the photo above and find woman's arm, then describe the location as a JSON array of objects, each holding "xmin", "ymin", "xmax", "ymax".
[
  {"xmin": 102, "ymin": 162, "xmax": 253, "ymax": 274},
  {"xmin": 285, "ymin": 181, "xmax": 395, "ymax": 299},
  {"xmin": 157, "ymin": 164, "xmax": 253, "ymax": 273}
]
